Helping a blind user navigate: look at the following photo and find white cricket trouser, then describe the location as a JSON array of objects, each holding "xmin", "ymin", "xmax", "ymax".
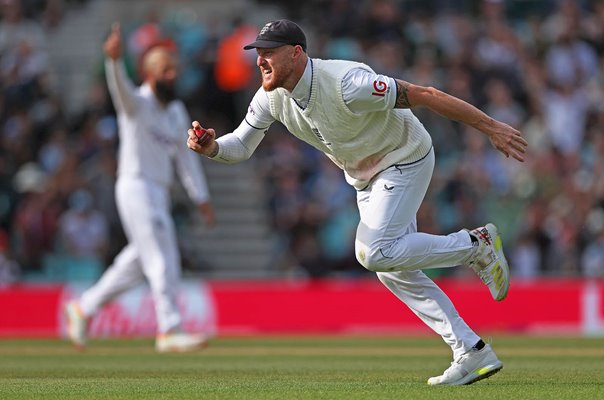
[
  {"xmin": 355, "ymin": 148, "xmax": 480, "ymax": 358},
  {"xmin": 80, "ymin": 177, "xmax": 182, "ymax": 334}
]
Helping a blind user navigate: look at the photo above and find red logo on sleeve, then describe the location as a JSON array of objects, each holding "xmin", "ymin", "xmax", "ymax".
[{"xmin": 372, "ymin": 80, "xmax": 388, "ymax": 97}]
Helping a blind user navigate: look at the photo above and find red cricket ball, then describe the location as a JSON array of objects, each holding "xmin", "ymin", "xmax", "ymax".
[{"xmin": 194, "ymin": 127, "xmax": 211, "ymax": 145}]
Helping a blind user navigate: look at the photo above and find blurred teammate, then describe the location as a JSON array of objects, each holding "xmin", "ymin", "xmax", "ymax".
[
  {"xmin": 187, "ymin": 19, "xmax": 527, "ymax": 384},
  {"xmin": 65, "ymin": 23, "xmax": 214, "ymax": 353}
]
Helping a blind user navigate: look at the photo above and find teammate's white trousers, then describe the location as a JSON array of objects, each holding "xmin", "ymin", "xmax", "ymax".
[
  {"xmin": 355, "ymin": 148, "xmax": 480, "ymax": 358},
  {"xmin": 80, "ymin": 177, "xmax": 182, "ymax": 334}
]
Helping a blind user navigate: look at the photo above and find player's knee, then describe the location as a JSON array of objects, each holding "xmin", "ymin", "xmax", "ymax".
[{"xmin": 356, "ymin": 244, "xmax": 391, "ymax": 272}]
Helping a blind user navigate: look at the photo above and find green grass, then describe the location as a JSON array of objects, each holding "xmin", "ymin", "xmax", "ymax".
[{"xmin": 1, "ymin": 335, "xmax": 603, "ymax": 399}]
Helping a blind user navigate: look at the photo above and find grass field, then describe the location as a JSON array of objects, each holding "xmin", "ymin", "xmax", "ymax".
[{"xmin": 1, "ymin": 335, "xmax": 603, "ymax": 399}]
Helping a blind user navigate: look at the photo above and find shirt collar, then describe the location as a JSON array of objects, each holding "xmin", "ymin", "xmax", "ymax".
[
  {"xmin": 288, "ymin": 58, "xmax": 312, "ymax": 109},
  {"xmin": 141, "ymin": 82, "xmax": 154, "ymax": 97}
]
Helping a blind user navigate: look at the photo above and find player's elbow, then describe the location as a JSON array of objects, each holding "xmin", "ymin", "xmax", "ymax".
[{"xmin": 412, "ymin": 85, "xmax": 441, "ymax": 107}]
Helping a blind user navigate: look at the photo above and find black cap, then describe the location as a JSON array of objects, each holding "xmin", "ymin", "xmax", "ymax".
[{"xmin": 244, "ymin": 19, "xmax": 307, "ymax": 51}]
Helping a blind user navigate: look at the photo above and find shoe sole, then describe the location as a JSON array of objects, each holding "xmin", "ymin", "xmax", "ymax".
[
  {"xmin": 430, "ymin": 361, "xmax": 504, "ymax": 386},
  {"xmin": 463, "ymin": 364, "xmax": 503, "ymax": 385},
  {"xmin": 64, "ymin": 305, "xmax": 86, "ymax": 351},
  {"xmin": 485, "ymin": 223, "xmax": 510, "ymax": 301},
  {"xmin": 156, "ymin": 340, "xmax": 209, "ymax": 353}
]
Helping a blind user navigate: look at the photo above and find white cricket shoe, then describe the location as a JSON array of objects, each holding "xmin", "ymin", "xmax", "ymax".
[
  {"xmin": 155, "ymin": 332, "xmax": 208, "ymax": 353},
  {"xmin": 427, "ymin": 344, "xmax": 503, "ymax": 385},
  {"xmin": 65, "ymin": 301, "xmax": 88, "ymax": 350},
  {"xmin": 467, "ymin": 223, "xmax": 510, "ymax": 301}
]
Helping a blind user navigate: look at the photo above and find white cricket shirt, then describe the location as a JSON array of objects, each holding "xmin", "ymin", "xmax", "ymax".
[
  {"xmin": 212, "ymin": 58, "xmax": 432, "ymax": 189},
  {"xmin": 105, "ymin": 59, "xmax": 210, "ymax": 203}
]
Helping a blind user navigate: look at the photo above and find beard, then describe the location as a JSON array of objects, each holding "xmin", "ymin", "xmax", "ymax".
[
  {"xmin": 261, "ymin": 62, "xmax": 295, "ymax": 92},
  {"xmin": 262, "ymin": 74, "xmax": 281, "ymax": 92},
  {"xmin": 155, "ymin": 80, "xmax": 177, "ymax": 104}
]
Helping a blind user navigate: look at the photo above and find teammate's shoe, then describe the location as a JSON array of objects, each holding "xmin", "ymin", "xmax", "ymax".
[
  {"xmin": 427, "ymin": 344, "xmax": 503, "ymax": 385},
  {"xmin": 65, "ymin": 300, "xmax": 88, "ymax": 350},
  {"xmin": 155, "ymin": 332, "xmax": 208, "ymax": 353},
  {"xmin": 467, "ymin": 223, "xmax": 510, "ymax": 301}
]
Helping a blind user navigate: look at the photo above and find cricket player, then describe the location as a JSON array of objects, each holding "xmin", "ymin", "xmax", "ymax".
[
  {"xmin": 187, "ymin": 20, "xmax": 528, "ymax": 384},
  {"xmin": 65, "ymin": 23, "xmax": 214, "ymax": 353}
]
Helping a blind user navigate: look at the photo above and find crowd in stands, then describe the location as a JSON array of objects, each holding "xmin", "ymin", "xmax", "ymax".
[
  {"xmin": 0, "ymin": 0, "xmax": 110, "ymax": 283},
  {"xmin": 1, "ymin": 0, "xmax": 604, "ymax": 283}
]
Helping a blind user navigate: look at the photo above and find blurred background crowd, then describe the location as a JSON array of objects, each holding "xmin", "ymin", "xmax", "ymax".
[{"xmin": 1, "ymin": 0, "xmax": 604, "ymax": 284}]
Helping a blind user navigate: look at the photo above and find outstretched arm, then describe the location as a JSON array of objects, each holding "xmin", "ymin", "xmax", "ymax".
[
  {"xmin": 104, "ymin": 23, "xmax": 137, "ymax": 116},
  {"xmin": 188, "ymin": 88, "xmax": 274, "ymax": 162},
  {"xmin": 187, "ymin": 120, "xmax": 267, "ymax": 163},
  {"xmin": 395, "ymin": 79, "xmax": 528, "ymax": 162}
]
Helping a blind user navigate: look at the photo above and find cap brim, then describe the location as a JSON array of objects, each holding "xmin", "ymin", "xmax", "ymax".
[{"xmin": 243, "ymin": 39, "xmax": 288, "ymax": 50}]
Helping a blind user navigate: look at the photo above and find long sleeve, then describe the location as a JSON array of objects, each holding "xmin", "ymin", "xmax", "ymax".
[
  {"xmin": 176, "ymin": 147, "xmax": 211, "ymax": 204},
  {"xmin": 105, "ymin": 58, "xmax": 138, "ymax": 116},
  {"xmin": 174, "ymin": 103, "xmax": 211, "ymax": 203},
  {"xmin": 213, "ymin": 119, "xmax": 267, "ymax": 163},
  {"xmin": 211, "ymin": 87, "xmax": 272, "ymax": 163}
]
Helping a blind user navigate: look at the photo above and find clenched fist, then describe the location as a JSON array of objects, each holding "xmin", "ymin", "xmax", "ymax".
[
  {"xmin": 187, "ymin": 121, "xmax": 218, "ymax": 157},
  {"xmin": 104, "ymin": 22, "xmax": 122, "ymax": 60}
]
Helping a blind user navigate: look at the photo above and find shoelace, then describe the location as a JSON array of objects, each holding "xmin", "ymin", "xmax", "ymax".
[{"xmin": 442, "ymin": 352, "xmax": 472, "ymax": 377}]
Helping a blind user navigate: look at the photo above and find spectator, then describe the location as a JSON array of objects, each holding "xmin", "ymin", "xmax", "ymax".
[
  {"xmin": 214, "ymin": 17, "xmax": 258, "ymax": 123},
  {"xmin": 0, "ymin": 228, "xmax": 19, "ymax": 285},
  {"xmin": 11, "ymin": 162, "xmax": 61, "ymax": 271},
  {"xmin": 544, "ymin": 18, "xmax": 598, "ymax": 87},
  {"xmin": 581, "ymin": 209, "xmax": 604, "ymax": 278},
  {"xmin": 542, "ymin": 82, "xmax": 590, "ymax": 156},
  {"xmin": 0, "ymin": 0, "xmax": 46, "ymax": 55}
]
